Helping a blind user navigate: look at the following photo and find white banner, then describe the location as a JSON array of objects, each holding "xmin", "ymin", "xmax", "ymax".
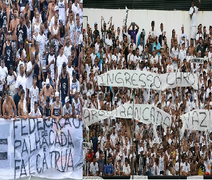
[
  {"xmin": 83, "ymin": 103, "xmax": 171, "ymax": 129},
  {"xmin": 0, "ymin": 118, "xmax": 83, "ymax": 180},
  {"xmin": 180, "ymin": 109, "xmax": 211, "ymax": 131},
  {"xmin": 190, "ymin": 58, "xmax": 204, "ymax": 64},
  {"xmin": 97, "ymin": 70, "xmax": 198, "ymax": 90}
]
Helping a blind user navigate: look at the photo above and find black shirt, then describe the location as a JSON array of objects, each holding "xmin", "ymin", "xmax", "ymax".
[
  {"xmin": 60, "ymin": 73, "xmax": 68, "ymax": 100},
  {"xmin": 13, "ymin": 92, "xmax": 21, "ymax": 112},
  {"xmin": 5, "ymin": 42, "xmax": 13, "ymax": 70},
  {"xmin": 93, "ymin": 30, "xmax": 99, "ymax": 40},
  {"xmin": 16, "ymin": 24, "xmax": 27, "ymax": 45},
  {"xmin": 45, "ymin": 105, "xmax": 51, "ymax": 117}
]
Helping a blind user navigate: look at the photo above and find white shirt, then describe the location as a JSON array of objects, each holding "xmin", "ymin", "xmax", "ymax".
[
  {"xmin": 138, "ymin": 44, "xmax": 144, "ymax": 56},
  {"xmin": 179, "ymin": 49, "xmax": 187, "ymax": 63},
  {"xmin": 26, "ymin": 62, "xmax": 34, "ymax": 89},
  {"xmin": 110, "ymin": 133, "xmax": 117, "ymax": 147},
  {"xmin": 35, "ymin": 33, "xmax": 47, "ymax": 68},
  {"xmin": 167, "ymin": 64, "xmax": 174, "ymax": 73},
  {"xmin": 47, "ymin": 54, "xmax": 55, "ymax": 80},
  {"xmin": 7, "ymin": 72, "xmax": 16, "ymax": 97},
  {"xmin": 15, "ymin": 75, "xmax": 27, "ymax": 97},
  {"xmin": 182, "ymin": 162, "xmax": 190, "ymax": 173},
  {"xmin": 105, "ymin": 38, "xmax": 113, "ymax": 47},
  {"xmin": 56, "ymin": 54, "xmax": 68, "ymax": 79},
  {"xmin": 149, "ymin": 29, "xmax": 157, "ymax": 39},
  {"xmin": 95, "ymin": 42, "xmax": 100, "ymax": 54},
  {"xmin": 0, "ymin": 66, "xmax": 8, "ymax": 80},
  {"xmin": 29, "ymin": 108, "xmax": 41, "ymax": 117},
  {"xmin": 64, "ymin": 45, "xmax": 72, "ymax": 58},
  {"xmin": 189, "ymin": 6, "xmax": 198, "ymax": 27},
  {"xmin": 29, "ymin": 85, "xmax": 39, "ymax": 111},
  {"xmin": 123, "ymin": 164, "xmax": 131, "ymax": 175}
]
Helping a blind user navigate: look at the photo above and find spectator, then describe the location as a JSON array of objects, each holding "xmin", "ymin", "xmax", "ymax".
[
  {"xmin": 104, "ymin": 155, "xmax": 114, "ymax": 176},
  {"xmin": 89, "ymin": 156, "xmax": 99, "ymax": 176},
  {"xmin": 28, "ymin": 101, "xmax": 42, "ymax": 118},
  {"xmin": 63, "ymin": 96, "xmax": 72, "ymax": 119},
  {"xmin": 43, "ymin": 96, "xmax": 51, "ymax": 121},
  {"xmin": 123, "ymin": 158, "xmax": 131, "ymax": 176},
  {"xmin": 51, "ymin": 91, "xmax": 62, "ymax": 123},
  {"xmin": 190, "ymin": 0, "xmax": 201, "ymax": 44},
  {"xmin": 3, "ymin": 90, "xmax": 17, "ymax": 119},
  {"xmin": 128, "ymin": 22, "xmax": 139, "ymax": 44}
]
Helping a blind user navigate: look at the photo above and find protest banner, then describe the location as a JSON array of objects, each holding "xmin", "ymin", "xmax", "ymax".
[
  {"xmin": 0, "ymin": 118, "xmax": 82, "ymax": 180},
  {"xmin": 190, "ymin": 58, "xmax": 204, "ymax": 64},
  {"xmin": 82, "ymin": 108, "xmax": 113, "ymax": 126},
  {"xmin": 83, "ymin": 103, "xmax": 171, "ymax": 129},
  {"xmin": 97, "ymin": 70, "xmax": 198, "ymax": 91},
  {"xmin": 180, "ymin": 109, "xmax": 211, "ymax": 131}
]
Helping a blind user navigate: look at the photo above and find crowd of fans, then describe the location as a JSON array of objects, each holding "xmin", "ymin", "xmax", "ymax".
[
  {"xmin": 0, "ymin": 0, "xmax": 83, "ymax": 121},
  {"xmin": 82, "ymin": 0, "xmax": 212, "ymax": 177}
]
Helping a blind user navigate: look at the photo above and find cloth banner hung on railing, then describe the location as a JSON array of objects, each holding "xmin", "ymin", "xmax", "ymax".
[{"xmin": 0, "ymin": 118, "xmax": 83, "ymax": 180}]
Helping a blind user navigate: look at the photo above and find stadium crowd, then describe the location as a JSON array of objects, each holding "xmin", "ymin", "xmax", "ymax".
[
  {"xmin": 82, "ymin": 0, "xmax": 212, "ymax": 177},
  {"xmin": 0, "ymin": 0, "xmax": 83, "ymax": 121}
]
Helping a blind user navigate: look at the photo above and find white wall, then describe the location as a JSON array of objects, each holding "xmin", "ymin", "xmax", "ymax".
[{"xmin": 84, "ymin": 8, "xmax": 211, "ymax": 47}]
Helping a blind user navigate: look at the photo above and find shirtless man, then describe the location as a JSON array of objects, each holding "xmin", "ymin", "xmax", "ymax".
[
  {"xmin": 18, "ymin": 89, "xmax": 28, "ymax": 119},
  {"xmin": 3, "ymin": 91, "xmax": 17, "ymax": 119},
  {"xmin": 47, "ymin": 0, "xmax": 55, "ymax": 23},
  {"xmin": 9, "ymin": 7, "xmax": 19, "ymax": 54},
  {"xmin": 190, "ymin": 156, "xmax": 198, "ymax": 175},
  {"xmin": 22, "ymin": 1, "xmax": 30, "ymax": 21},
  {"xmin": 40, "ymin": 78, "xmax": 54, "ymax": 106}
]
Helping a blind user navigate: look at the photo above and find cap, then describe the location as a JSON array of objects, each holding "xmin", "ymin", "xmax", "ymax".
[
  {"xmin": 72, "ymin": 71, "xmax": 77, "ymax": 76},
  {"xmin": 94, "ymin": 22, "xmax": 97, "ymax": 26},
  {"xmin": 145, "ymin": 59, "xmax": 148, "ymax": 63},
  {"xmin": 62, "ymin": 62, "xmax": 67, "ymax": 69},
  {"xmin": 113, "ymin": 126, "xmax": 116, "ymax": 129},
  {"xmin": 54, "ymin": 6, "xmax": 59, "ymax": 11},
  {"xmin": 182, "ymin": 41, "xmax": 185, "ymax": 45},
  {"xmin": 181, "ymin": 24, "xmax": 184, "ymax": 28},
  {"xmin": 46, "ymin": 96, "xmax": 50, "ymax": 103},
  {"xmin": 55, "ymin": 92, "xmax": 59, "ymax": 97},
  {"xmin": 65, "ymin": 96, "xmax": 69, "ymax": 103},
  {"xmin": 46, "ymin": 78, "xmax": 50, "ymax": 85},
  {"xmin": 59, "ymin": 19, "xmax": 63, "ymax": 24}
]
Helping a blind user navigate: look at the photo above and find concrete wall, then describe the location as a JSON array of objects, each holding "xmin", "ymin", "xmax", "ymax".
[{"xmin": 83, "ymin": 8, "xmax": 211, "ymax": 47}]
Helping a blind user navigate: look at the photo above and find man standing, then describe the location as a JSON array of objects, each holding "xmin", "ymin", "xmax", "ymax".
[
  {"xmin": 3, "ymin": 33, "xmax": 14, "ymax": 70},
  {"xmin": 128, "ymin": 22, "xmax": 139, "ymax": 44},
  {"xmin": 179, "ymin": 25, "xmax": 188, "ymax": 48},
  {"xmin": 16, "ymin": 14, "xmax": 27, "ymax": 50},
  {"xmin": 93, "ymin": 22, "xmax": 100, "ymax": 41},
  {"xmin": 58, "ymin": 62, "xmax": 70, "ymax": 106},
  {"xmin": 3, "ymin": 91, "xmax": 17, "ymax": 119},
  {"xmin": 189, "ymin": 0, "xmax": 201, "ymax": 44}
]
